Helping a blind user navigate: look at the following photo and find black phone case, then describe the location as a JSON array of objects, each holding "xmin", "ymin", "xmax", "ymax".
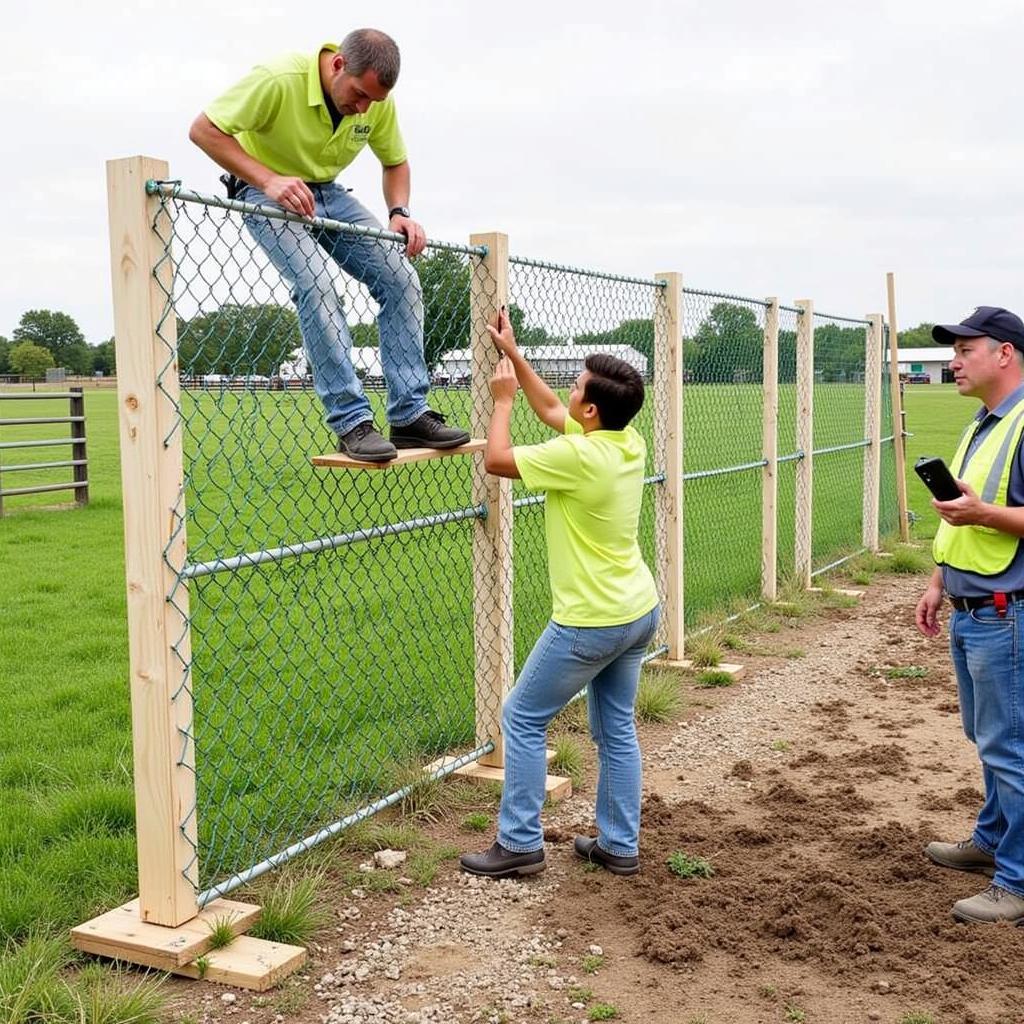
[{"xmin": 914, "ymin": 456, "xmax": 961, "ymax": 502}]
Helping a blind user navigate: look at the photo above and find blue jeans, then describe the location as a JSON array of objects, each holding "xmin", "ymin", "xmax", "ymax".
[
  {"xmin": 497, "ymin": 606, "xmax": 660, "ymax": 856},
  {"xmin": 239, "ymin": 182, "xmax": 430, "ymax": 437},
  {"xmin": 950, "ymin": 603, "xmax": 1024, "ymax": 897}
]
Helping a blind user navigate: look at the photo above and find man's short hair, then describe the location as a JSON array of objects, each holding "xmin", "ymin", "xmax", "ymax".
[
  {"xmin": 583, "ymin": 353, "xmax": 646, "ymax": 430},
  {"xmin": 340, "ymin": 29, "xmax": 401, "ymax": 89}
]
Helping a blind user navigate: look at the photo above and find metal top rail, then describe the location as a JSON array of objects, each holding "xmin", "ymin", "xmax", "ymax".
[
  {"xmin": 145, "ymin": 180, "xmax": 487, "ymax": 258},
  {"xmin": 813, "ymin": 310, "xmax": 871, "ymax": 326},
  {"xmin": 508, "ymin": 253, "xmax": 666, "ymax": 289},
  {"xmin": 684, "ymin": 286, "xmax": 771, "ymax": 308}
]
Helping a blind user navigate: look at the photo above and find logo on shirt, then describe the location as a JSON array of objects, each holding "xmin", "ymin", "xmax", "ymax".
[{"xmin": 353, "ymin": 125, "xmax": 371, "ymax": 136}]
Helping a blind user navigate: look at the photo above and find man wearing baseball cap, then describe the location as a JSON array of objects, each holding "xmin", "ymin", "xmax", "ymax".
[{"xmin": 915, "ymin": 305, "xmax": 1024, "ymax": 924}]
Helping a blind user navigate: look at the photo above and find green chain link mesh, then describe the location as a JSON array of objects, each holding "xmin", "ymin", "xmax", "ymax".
[{"xmin": 144, "ymin": 182, "xmax": 898, "ymax": 901}]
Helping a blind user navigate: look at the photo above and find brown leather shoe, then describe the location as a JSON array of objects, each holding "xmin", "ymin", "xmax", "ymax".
[
  {"xmin": 925, "ymin": 838, "xmax": 996, "ymax": 877},
  {"xmin": 952, "ymin": 884, "xmax": 1024, "ymax": 925},
  {"xmin": 573, "ymin": 835, "xmax": 639, "ymax": 876},
  {"xmin": 459, "ymin": 841, "xmax": 546, "ymax": 879}
]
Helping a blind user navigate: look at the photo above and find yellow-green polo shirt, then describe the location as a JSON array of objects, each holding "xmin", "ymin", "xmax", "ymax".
[
  {"xmin": 205, "ymin": 43, "xmax": 407, "ymax": 183},
  {"xmin": 513, "ymin": 414, "xmax": 658, "ymax": 627}
]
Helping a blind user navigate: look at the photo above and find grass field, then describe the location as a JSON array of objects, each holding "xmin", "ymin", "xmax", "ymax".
[{"xmin": 0, "ymin": 375, "xmax": 937, "ymax": 940}]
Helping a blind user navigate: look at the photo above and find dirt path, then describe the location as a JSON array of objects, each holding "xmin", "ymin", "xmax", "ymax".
[{"xmin": 174, "ymin": 573, "xmax": 1024, "ymax": 1024}]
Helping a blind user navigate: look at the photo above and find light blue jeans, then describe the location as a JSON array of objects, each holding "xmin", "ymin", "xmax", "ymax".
[
  {"xmin": 950, "ymin": 602, "xmax": 1024, "ymax": 897},
  {"xmin": 239, "ymin": 182, "xmax": 430, "ymax": 437},
  {"xmin": 497, "ymin": 606, "xmax": 660, "ymax": 856}
]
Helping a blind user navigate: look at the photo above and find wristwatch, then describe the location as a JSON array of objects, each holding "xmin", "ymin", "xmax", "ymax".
[{"xmin": 388, "ymin": 205, "xmax": 411, "ymax": 220}]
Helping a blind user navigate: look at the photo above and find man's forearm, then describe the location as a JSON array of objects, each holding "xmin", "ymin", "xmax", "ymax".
[
  {"xmin": 978, "ymin": 503, "xmax": 1024, "ymax": 538},
  {"xmin": 189, "ymin": 115, "xmax": 275, "ymax": 190},
  {"xmin": 505, "ymin": 350, "xmax": 566, "ymax": 430},
  {"xmin": 484, "ymin": 399, "xmax": 519, "ymax": 477},
  {"xmin": 382, "ymin": 161, "xmax": 411, "ymax": 210}
]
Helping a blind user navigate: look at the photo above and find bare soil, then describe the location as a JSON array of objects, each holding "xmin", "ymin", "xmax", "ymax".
[{"xmin": 170, "ymin": 571, "xmax": 1024, "ymax": 1024}]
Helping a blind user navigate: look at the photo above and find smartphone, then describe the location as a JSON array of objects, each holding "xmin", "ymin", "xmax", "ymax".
[{"xmin": 914, "ymin": 456, "xmax": 962, "ymax": 502}]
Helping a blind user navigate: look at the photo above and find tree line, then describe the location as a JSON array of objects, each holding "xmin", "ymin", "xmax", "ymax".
[{"xmin": 3, "ymin": 252, "xmax": 943, "ymax": 382}]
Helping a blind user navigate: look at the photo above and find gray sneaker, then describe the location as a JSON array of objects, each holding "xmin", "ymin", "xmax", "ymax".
[
  {"xmin": 336, "ymin": 421, "xmax": 397, "ymax": 463},
  {"xmin": 924, "ymin": 838, "xmax": 996, "ymax": 877},
  {"xmin": 952, "ymin": 884, "xmax": 1024, "ymax": 925}
]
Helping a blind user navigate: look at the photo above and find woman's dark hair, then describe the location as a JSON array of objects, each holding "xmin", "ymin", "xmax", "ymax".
[{"xmin": 582, "ymin": 353, "xmax": 645, "ymax": 430}]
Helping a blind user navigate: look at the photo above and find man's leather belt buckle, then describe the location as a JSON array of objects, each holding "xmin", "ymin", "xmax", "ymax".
[{"xmin": 948, "ymin": 591, "xmax": 1024, "ymax": 614}]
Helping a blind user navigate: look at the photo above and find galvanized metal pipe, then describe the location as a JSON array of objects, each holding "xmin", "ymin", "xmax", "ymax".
[
  {"xmin": 184, "ymin": 504, "xmax": 487, "ymax": 580},
  {"xmin": 196, "ymin": 741, "xmax": 494, "ymax": 905}
]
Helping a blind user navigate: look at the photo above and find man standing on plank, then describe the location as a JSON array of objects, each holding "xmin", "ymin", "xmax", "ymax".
[
  {"xmin": 916, "ymin": 305, "xmax": 1024, "ymax": 924},
  {"xmin": 190, "ymin": 29, "xmax": 469, "ymax": 462},
  {"xmin": 460, "ymin": 310, "xmax": 660, "ymax": 879}
]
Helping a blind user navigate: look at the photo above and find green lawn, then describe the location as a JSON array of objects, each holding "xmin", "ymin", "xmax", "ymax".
[{"xmin": 0, "ymin": 376, "xmax": 918, "ymax": 938}]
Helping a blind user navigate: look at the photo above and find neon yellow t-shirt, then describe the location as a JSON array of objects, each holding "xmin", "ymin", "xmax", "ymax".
[
  {"xmin": 513, "ymin": 414, "xmax": 658, "ymax": 627},
  {"xmin": 205, "ymin": 44, "xmax": 407, "ymax": 183}
]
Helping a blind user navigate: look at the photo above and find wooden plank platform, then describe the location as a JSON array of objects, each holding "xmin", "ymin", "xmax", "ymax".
[
  {"xmin": 71, "ymin": 898, "xmax": 260, "ymax": 971},
  {"xmin": 425, "ymin": 752, "xmax": 572, "ymax": 802},
  {"xmin": 175, "ymin": 935, "xmax": 307, "ymax": 991},
  {"xmin": 312, "ymin": 439, "xmax": 486, "ymax": 471}
]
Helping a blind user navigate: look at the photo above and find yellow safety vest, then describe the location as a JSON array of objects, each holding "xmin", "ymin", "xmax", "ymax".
[{"xmin": 933, "ymin": 397, "xmax": 1024, "ymax": 576}]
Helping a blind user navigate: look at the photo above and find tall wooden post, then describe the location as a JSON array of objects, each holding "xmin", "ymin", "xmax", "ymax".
[
  {"xmin": 469, "ymin": 232, "xmax": 513, "ymax": 767},
  {"xmin": 794, "ymin": 300, "xmax": 814, "ymax": 589},
  {"xmin": 654, "ymin": 272, "xmax": 685, "ymax": 660},
  {"xmin": 886, "ymin": 273, "xmax": 911, "ymax": 541},
  {"xmin": 761, "ymin": 298, "xmax": 779, "ymax": 601},
  {"xmin": 70, "ymin": 387, "xmax": 89, "ymax": 507},
  {"xmin": 862, "ymin": 314, "xmax": 884, "ymax": 551},
  {"xmin": 107, "ymin": 156, "xmax": 198, "ymax": 925}
]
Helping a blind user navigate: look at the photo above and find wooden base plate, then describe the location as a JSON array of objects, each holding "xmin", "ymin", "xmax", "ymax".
[
  {"xmin": 71, "ymin": 898, "xmax": 260, "ymax": 971},
  {"xmin": 425, "ymin": 752, "xmax": 572, "ymax": 802},
  {"xmin": 174, "ymin": 935, "xmax": 307, "ymax": 991},
  {"xmin": 808, "ymin": 586, "xmax": 865, "ymax": 598}
]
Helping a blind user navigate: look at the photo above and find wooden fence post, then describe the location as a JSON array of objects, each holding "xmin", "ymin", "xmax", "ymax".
[
  {"xmin": 761, "ymin": 298, "xmax": 779, "ymax": 601},
  {"xmin": 794, "ymin": 300, "xmax": 814, "ymax": 588},
  {"xmin": 654, "ymin": 272, "xmax": 685, "ymax": 660},
  {"xmin": 886, "ymin": 273, "xmax": 911, "ymax": 541},
  {"xmin": 70, "ymin": 387, "xmax": 88, "ymax": 507},
  {"xmin": 107, "ymin": 156, "xmax": 198, "ymax": 925},
  {"xmin": 862, "ymin": 314, "xmax": 884, "ymax": 551},
  {"xmin": 469, "ymin": 232, "xmax": 513, "ymax": 767}
]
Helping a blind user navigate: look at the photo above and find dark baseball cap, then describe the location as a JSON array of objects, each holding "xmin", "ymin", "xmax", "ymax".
[{"xmin": 932, "ymin": 306, "xmax": 1024, "ymax": 351}]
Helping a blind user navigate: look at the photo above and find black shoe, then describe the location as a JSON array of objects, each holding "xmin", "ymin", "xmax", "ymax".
[
  {"xmin": 336, "ymin": 421, "xmax": 397, "ymax": 463},
  {"xmin": 390, "ymin": 410, "xmax": 470, "ymax": 450},
  {"xmin": 459, "ymin": 841, "xmax": 546, "ymax": 879},
  {"xmin": 573, "ymin": 835, "xmax": 639, "ymax": 876}
]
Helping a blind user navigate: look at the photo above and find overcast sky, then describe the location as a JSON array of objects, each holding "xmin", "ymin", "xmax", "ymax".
[{"xmin": 2, "ymin": 0, "xmax": 1021, "ymax": 343}]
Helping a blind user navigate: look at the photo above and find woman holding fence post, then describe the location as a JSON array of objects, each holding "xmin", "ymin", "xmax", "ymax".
[{"xmin": 460, "ymin": 311, "xmax": 660, "ymax": 878}]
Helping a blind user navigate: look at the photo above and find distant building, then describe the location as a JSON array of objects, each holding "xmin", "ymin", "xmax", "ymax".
[
  {"xmin": 279, "ymin": 346, "xmax": 383, "ymax": 383},
  {"xmin": 440, "ymin": 344, "xmax": 649, "ymax": 386},
  {"xmin": 885, "ymin": 346, "xmax": 953, "ymax": 384}
]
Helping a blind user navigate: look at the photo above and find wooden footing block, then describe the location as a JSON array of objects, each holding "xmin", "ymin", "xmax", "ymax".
[
  {"xmin": 648, "ymin": 657, "xmax": 693, "ymax": 670},
  {"xmin": 174, "ymin": 935, "xmax": 307, "ymax": 991},
  {"xmin": 711, "ymin": 662, "xmax": 746, "ymax": 681},
  {"xmin": 71, "ymin": 898, "xmax": 261, "ymax": 971},
  {"xmin": 808, "ymin": 586, "xmax": 865, "ymax": 598},
  {"xmin": 312, "ymin": 439, "xmax": 486, "ymax": 471},
  {"xmin": 425, "ymin": 753, "xmax": 572, "ymax": 802},
  {"xmin": 876, "ymin": 551, "xmax": 894, "ymax": 558}
]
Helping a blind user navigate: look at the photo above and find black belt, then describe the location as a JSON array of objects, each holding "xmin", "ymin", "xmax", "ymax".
[{"xmin": 948, "ymin": 591, "xmax": 1024, "ymax": 611}]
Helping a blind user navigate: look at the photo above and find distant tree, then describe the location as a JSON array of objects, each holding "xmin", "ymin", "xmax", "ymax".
[
  {"xmin": 508, "ymin": 304, "xmax": 552, "ymax": 348},
  {"xmin": 349, "ymin": 322, "xmax": 379, "ymax": 347},
  {"xmin": 12, "ymin": 309, "xmax": 91, "ymax": 374},
  {"xmin": 899, "ymin": 323, "xmax": 939, "ymax": 348},
  {"xmin": 91, "ymin": 337, "xmax": 117, "ymax": 376},
  {"xmin": 417, "ymin": 249, "xmax": 470, "ymax": 368},
  {"xmin": 814, "ymin": 323, "xmax": 870, "ymax": 382},
  {"xmin": 9, "ymin": 341, "xmax": 55, "ymax": 379},
  {"xmin": 689, "ymin": 302, "xmax": 763, "ymax": 382},
  {"xmin": 177, "ymin": 303, "xmax": 302, "ymax": 376},
  {"xmin": 0, "ymin": 335, "xmax": 10, "ymax": 374}
]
